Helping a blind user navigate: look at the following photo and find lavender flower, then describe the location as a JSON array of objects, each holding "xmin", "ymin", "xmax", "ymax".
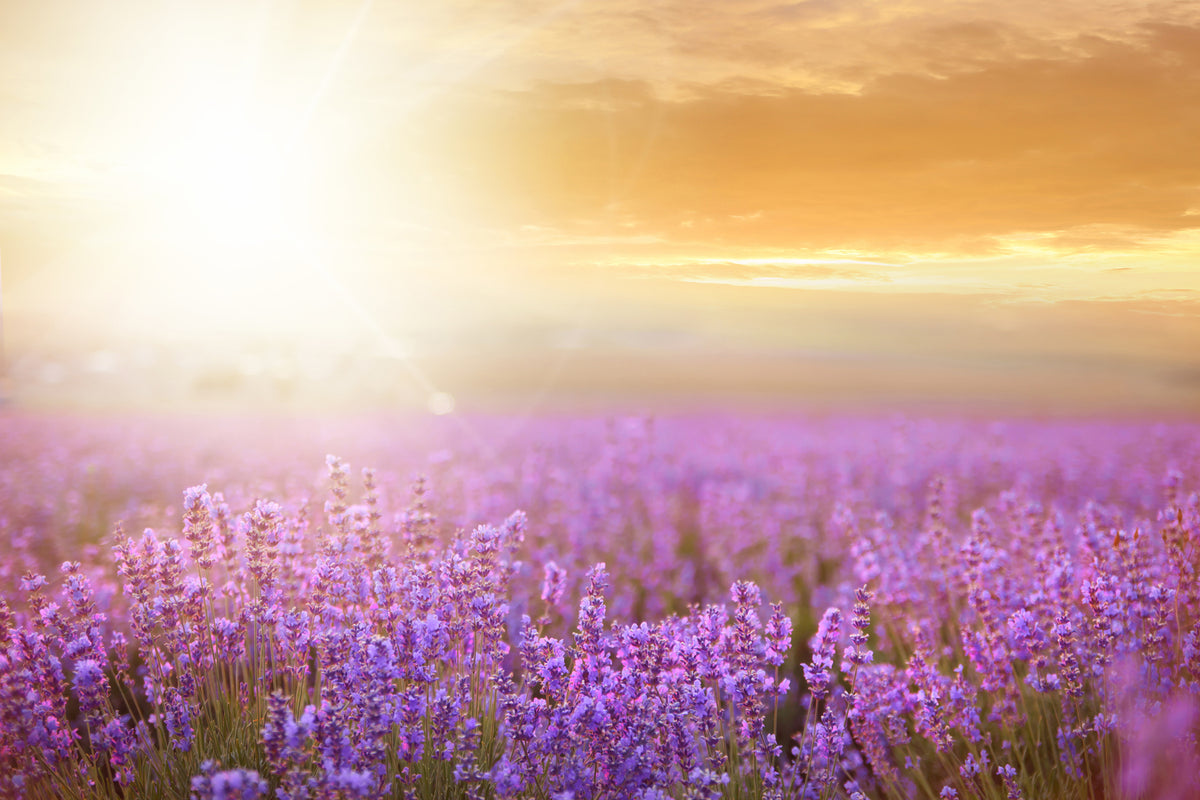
[
  {"xmin": 998, "ymin": 763, "xmax": 1023, "ymax": 800},
  {"xmin": 804, "ymin": 607, "xmax": 842, "ymax": 702},
  {"xmin": 843, "ymin": 586, "xmax": 874, "ymax": 674},
  {"xmin": 183, "ymin": 484, "xmax": 218, "ymax": 570},
  {"xmin": 542, "ymin": 561, "xmax": 567, "ymax": 608},
  {"xmin": 190, "ymin": 761, "xmax": 269, "ymax": 800},
  {"xmin": 764, "ymin": 602, "xmax": 792, "ymax": 668}
]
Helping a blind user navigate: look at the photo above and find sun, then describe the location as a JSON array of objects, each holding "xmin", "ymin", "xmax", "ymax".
[
  {"xmin": 136, "ymin": 104, "xmax": 305, "ymax": 254},
  {"xmin": 103, "ymin": 84, "xmax": 348, "ymax": 343}
]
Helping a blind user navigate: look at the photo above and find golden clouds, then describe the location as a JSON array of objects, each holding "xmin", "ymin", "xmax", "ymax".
[{"xmin": 396, "ymin": 21, "xmax": 1200, "ymax": 255}]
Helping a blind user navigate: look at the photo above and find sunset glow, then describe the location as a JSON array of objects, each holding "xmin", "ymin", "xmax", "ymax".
[{"xmin": 1, "ymin": 0, "xmax": 1198, "ymax": 410}]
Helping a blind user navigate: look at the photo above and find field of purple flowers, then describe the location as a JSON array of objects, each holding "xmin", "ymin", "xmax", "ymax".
[{"xmin": 1, "ymin": 412, "xmax": 1198, "ymax": 800}]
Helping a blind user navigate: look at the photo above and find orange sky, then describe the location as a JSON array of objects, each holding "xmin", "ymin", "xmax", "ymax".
[{"xmin": 1, "ymin": 1, "xmax": 1198, "ymax": 410}]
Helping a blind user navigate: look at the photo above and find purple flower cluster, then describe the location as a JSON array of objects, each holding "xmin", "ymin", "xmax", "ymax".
[
  {"xmin": 0, "ymin": 413, "xmax": 1198, "ymax": 799},
  {"xmin": 191, "ymin": 760, "xmax": 269, "ymax": 800}
]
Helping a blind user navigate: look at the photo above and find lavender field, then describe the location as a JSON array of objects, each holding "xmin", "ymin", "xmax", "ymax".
[{"xmin": 1, "ymin": 412, "xmax": 1198, "ymax": 800}]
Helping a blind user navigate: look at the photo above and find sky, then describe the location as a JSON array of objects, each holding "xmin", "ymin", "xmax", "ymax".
[{"xmin": 1, "ymin": 0, "xmax": 1198, "ymax": 411}]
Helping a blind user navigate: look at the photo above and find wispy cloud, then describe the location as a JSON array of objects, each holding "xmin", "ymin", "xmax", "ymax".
[
  {"xmin": 618, "ymin": 258, "xmax": 893, "ymax": 288},
  {"xmin": 386, "ymin": 22, "xmax": 1200, "ymax": 258}
]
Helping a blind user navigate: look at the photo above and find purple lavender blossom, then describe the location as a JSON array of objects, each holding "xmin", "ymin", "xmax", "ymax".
[
  {"xmin": 764, "ymin": 602, "xmax": 792, "ymax": 668},
  {"xmin": 998, "ymin": 763, "xmax": 1023, "ymax": 800},
  {"xmin": 843, "ymin": 586, "xmax": 874, "ymax": 674},
  {"xmin": 804, "ymin": 607, "xmax": 842, "ymax": 702},
  {"xmin": 541, "ymin": 560, "xmax": 567, "ymax": 608},
  {"xmin": 183, "ymin": 484, "xmax": 218, "ymax": 570},
  {"xmin": 190, "ymin": 761, "xmax": 269, "ymax": 800}
]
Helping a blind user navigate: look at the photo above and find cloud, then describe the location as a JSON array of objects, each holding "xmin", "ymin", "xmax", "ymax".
[
  {"xmin": 1082, "ymin": 289, "xmax": 1200, "ymax": 315},
  {"xmin": 619, "ymin": 259, "xmax": 887, "ymax": 287},
  {"xmin": 357, "ymin": 0, "xmax": 1200, "ymax": 95},
  {"xmin": 0, "ymin": 173, "xmax": 39, "ymax": 198},
  {"xmin": 0, "ymin": 172, "xmax": 110, "ymax": 254},
  {"xmin": 380, "ymin": 21, "xmax": 1200, "ymax": 256}
]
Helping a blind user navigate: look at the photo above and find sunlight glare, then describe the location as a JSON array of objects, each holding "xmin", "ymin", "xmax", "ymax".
[{"xmin": 137, "ymin": 100, "xmax": 306, "ymax": 255}]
